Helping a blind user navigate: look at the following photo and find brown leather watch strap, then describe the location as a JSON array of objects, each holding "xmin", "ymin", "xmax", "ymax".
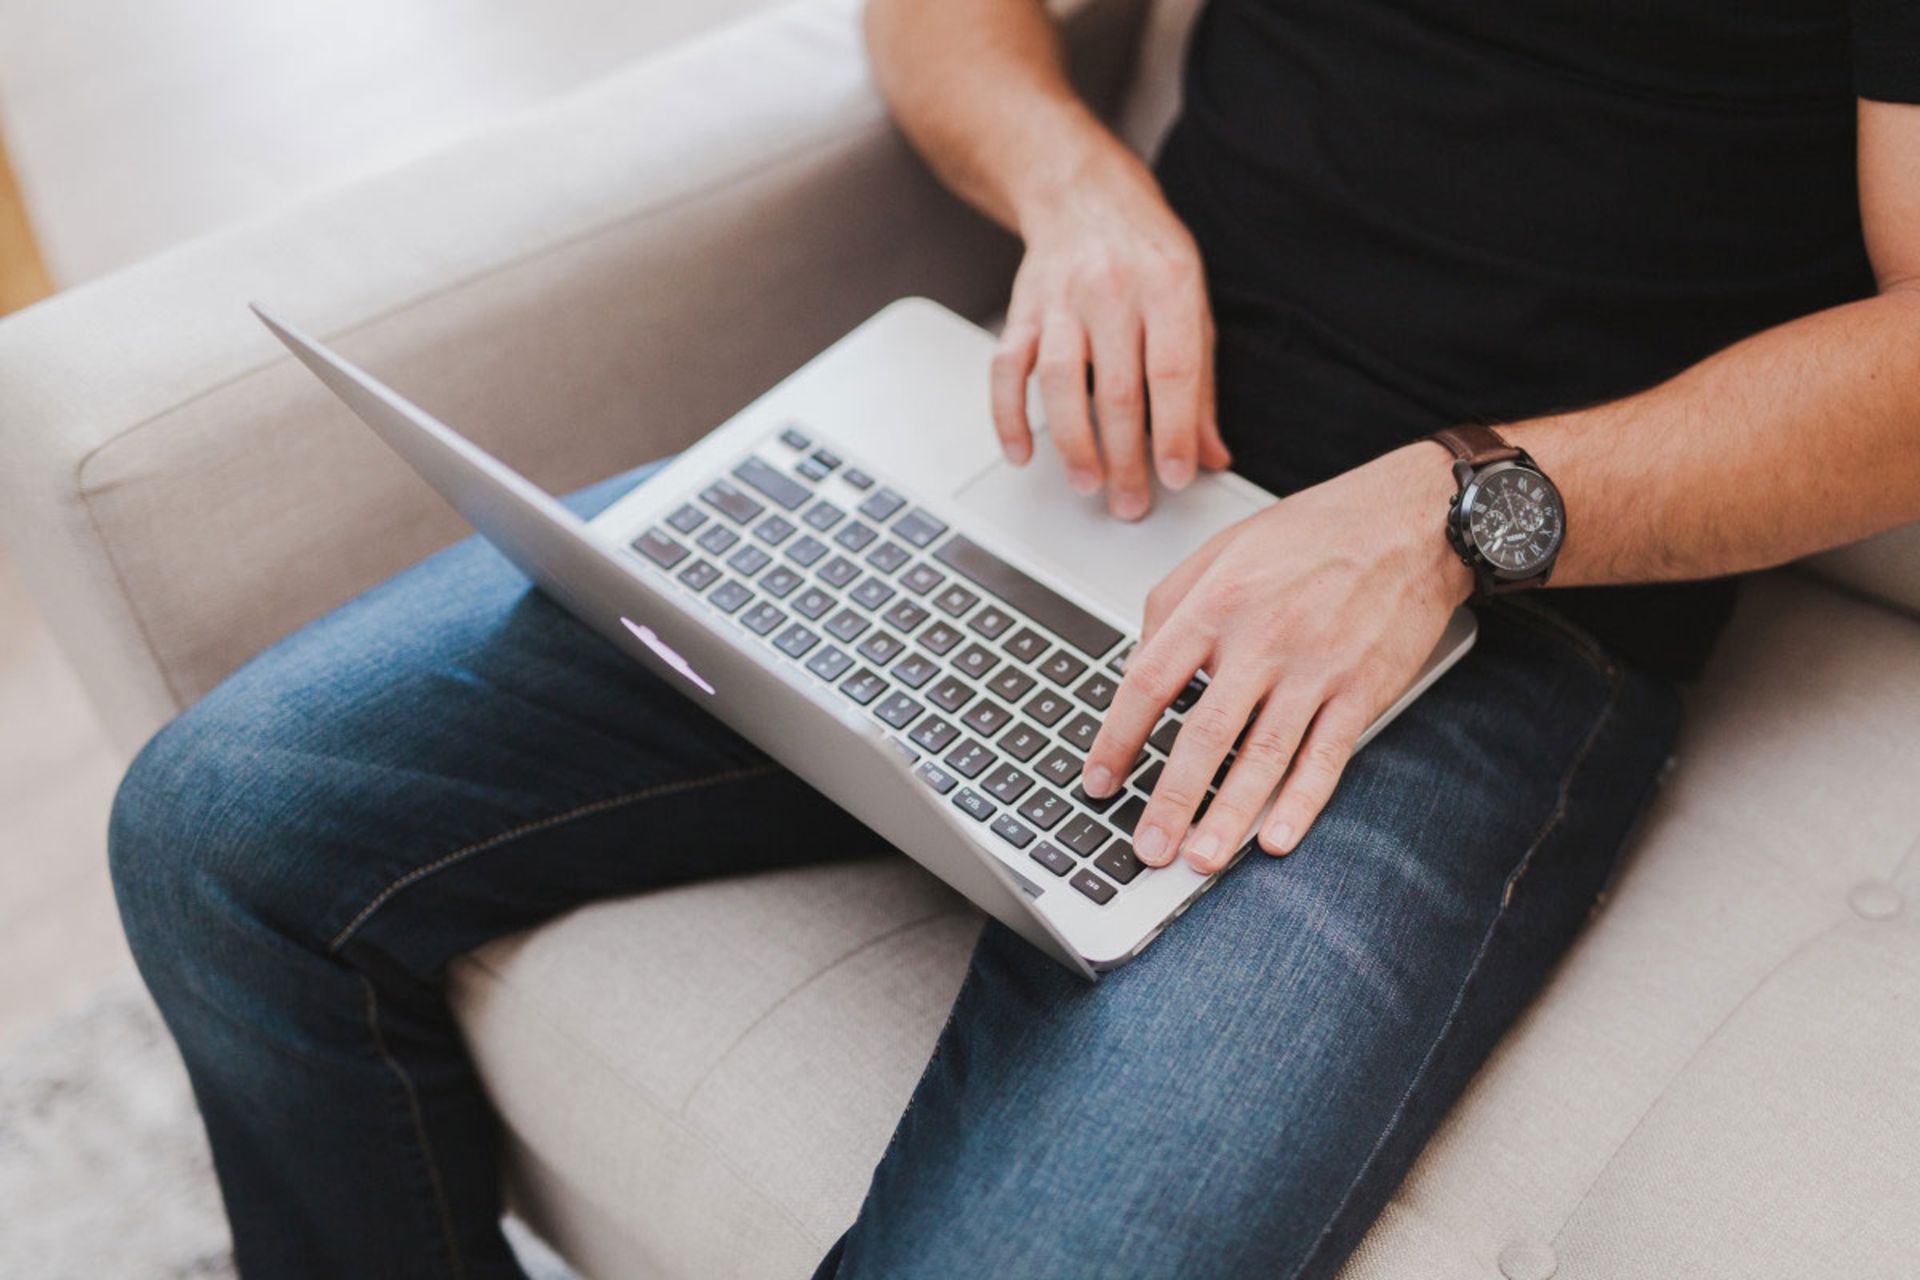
[{"xmin": 1431, "ymin": 424, "xmax": 1521, "ymax": 467}]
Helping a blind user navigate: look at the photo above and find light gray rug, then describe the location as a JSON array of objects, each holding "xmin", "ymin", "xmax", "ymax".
[{"xmin": 0, "ymin": 977, "xmax": 577, "ymax": 1280}]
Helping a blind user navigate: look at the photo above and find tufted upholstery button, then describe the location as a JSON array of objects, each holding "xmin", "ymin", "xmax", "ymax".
[
  {"xmin": 1497, "ymin": 1239, "xmax": 1557, "ymax": 1280},
  {"xmin": 1848, "ymin": 879, "xmax": 1904, "ymax": 920}
]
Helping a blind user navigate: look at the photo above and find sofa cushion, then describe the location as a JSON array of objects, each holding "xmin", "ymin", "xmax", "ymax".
[{"xmin": 450, "ymin": 570, "xmax": 1920, "ymax": 1278}]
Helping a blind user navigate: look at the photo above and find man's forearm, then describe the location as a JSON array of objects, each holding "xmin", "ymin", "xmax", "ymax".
[
  {"xmin": 864, "ymin": 0, "xmax": 1134, "ymax": 234},
  {"xmin": 1499, "ymin": 286, "xmax": 1920, "ymax": 588}
]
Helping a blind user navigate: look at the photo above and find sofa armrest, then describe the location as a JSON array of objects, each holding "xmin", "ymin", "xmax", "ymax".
[{"xmin": 0, "ymin": 0, "xmax": 1147, "ymax": 757}]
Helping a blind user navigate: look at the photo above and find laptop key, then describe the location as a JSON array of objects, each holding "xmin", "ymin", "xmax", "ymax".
[
  {"xmin": 919, "ymin": 620, "xmax": 964, "ymax": 656},
  {"xmin": 805, "ymin": 645, "xmax": 853, "ymax": 682},
  {"xmin": 1029, "ymin": 841, "xmax": 1075, "ymax": 877},
  {"xmin": 842, "ymin": 467, "xmax": 875, "ymax": 491},
  {"xmin": 858, "ymin": 487, "xmax": 908, "ymax": 522},
  {"xmin": 968, "ymin": 606, "xmax": 1016, "ymax": 640},
  {"xmin": 697, "ymin": 523, "xmax": 739, "ymax": 555},
  {"xmin": 740, "ymin": 602, "xmax": 786, "ymax": 636},
  {"xmin": 825, "ymin": 608, "xmax": 870, "ymax": 643},
  {"xmin": 933, "ymin": 584, "xmax": 979, "ymax": 617},
  {"xmin": 701, "ymin": 479, "xmax": 764, "ymax": 524},
  {"xmin": 666, "ymin": 503, "xmax": 706, "ymax": 534},
  {"xmin": 893, "ymin": 651, "xmax": 940, "ymax": 690},
  {"xmin": 874, "ymin": 692, "xmax": 923, "ymax": 730},
  {"xmin": 1035, "ymin": 747, "xmax": 1082, "ymax": 789},
  {"xmin": 1001, "ymin": 627, "xmax": 1049, "ymax": 663},
  {"xmin": 961, "ymin": 699, "xmax": 1013, "ymax": 737},
  {"xmin": 1017, "ymin": 789, "xmax": 1070, "ymax": 831},
  {"xmin": 916, "ymin": 761, "xmax": 958, "ymax": 795},
  {"xmin": 944, "ymin": 739, "xmax": 997, "ymax": 779},
  {"xmin": 851, "ymin": 577, "xmax": 896, "ymax": 610},
  {"xmin": 866, "ymin": 541, "xmax": 912, "ymax": 574},
  {"xmin": 633, "ymin": 528, "xmax": 688, "ymax": 568},
  {"xmin": 987, "ymin": 667, "xmax": 1037, "ymax": 702},
  {"xmin": 840, "ymin": 668, "xmax": 888, "ymax": 706},
  {"xmin": 857, "ymin": 630, "xmax": 907, "ymax": 666},
  {"xmin": 1133, "ymin": 759, "xmax": 1165, "ymax": 795},
  {"xmin": 1070, "ymin": 869, "xmax": 1118, "ymax": 905},
  {"xmin": 773, "ymin": 623, "xmax": 820, "ymax": 659},
  {"xmin": 952, "ymin": 643, "xmax": 998, "ymax": 680},
  {"xmin": 803, "ymin": 500, "xmax": 845, "ymax": 531},
  {"xmin": 933, "ymin": 534, "xmax": 1123, "ymax": 658},
  {"xmin": 1094, "ymin": 840, "xmax": 1147, "ymax": 885},
  {"xmin": 792, "ymin": 586, "xmax": 835, "ymax": 621},
  {"xmin": 882, "ymin": 599, "xmax": 930, "ymax": 633},
  {"xmin": 899, "ymin": 563, "xmax": 945, "ymax": 596},
  {"xmin": 1108, "ymin": 642, "xmax": 1134, "ymax": 675},
  {"xmin": 982, "ymin": 764, "xmax": 1034, "ymax": 805},
  {"xmin": 1038, "ymin": 650, "xmax": 1089, "ymax": 687},
  {"xmin": 894, "ymin": 508, "xmax": 948, "ymax": 548},
  {"xmin": 796, "ymin": 455, "xmax": 831, "ymax": 482},
  {"xmin": 727, "ymin": 544, "xmax": 771, "ymax": 576},
  {"xmin": 1057, "ymin": 815, "xmax": 1108, "ymax": 857},
  {"xmin": 990, "ymin": 814, "xmax": 1036, "ymax": 849},
  {"xmin": 1061, "ymin": 713, "xmax": 1102, "ymax": 752},
  {"xmin": 1074, "ymin": 673, "xmax": 1118, "ymax": 710},
  {"xmin": 709, "ymin": 580, "xmax": 753, "ymax": 614},
  {"xmin": 754, "ymin": 514, "xmax": 797, "ymax": 545},
  {"xmin": 759, "ymin": 565, "xmax": 804, "ymax": 599},
  {"xmin": 810, "ymin": 448, "xmax": 841, "ymax": 471},
  {"xmin": 779, "ymin": 426, "xmax": 811, "ymax": 450},
  {"xmin": 909, "ymin": 714, "xmax": 960, "ymax": 754},
  {"xmin": 1023, "ymin": 690, "xmax": 1072, "ymax": 727},
  {"xmin": 732, "ymin": 456, "xmax": 809, "ymax": 511},
  {"xmin": 997, "ymin": 721, "xmax": 1047, "ymax": 763},
  {"xmin": 1171, "ymin": 679, "xmax": 1207, "ymax": 712},
  {"xmin": 1071, "ymin": 784, "xmax": 1119, "ymax": 814},
  {"xmin": 953, "ymin": 788, "xmax": 997, "ymax": 822},
  {"xmin": 818, "ymin": 555, "xmax": 861, "ymax": 588},
  {"xmin": 1109, "ymin": 795, "xmax": 1147, "ymax": 834},
  {"xmin": 786, "ymin": 534, "xmax": 829, "ymax": 567},
  {"xmin": 834, "ymin": 521, "xmax": 879, "ymax": 552},
  {"xmin": 1148, "ymin": 717, "xmax": 1183, "ymax": 755},
  {"xmin": 927, "ymin": 676, "xmax": 975, "ymax": 714},
  {"xmin": 678, "ymin": 559, "xmax": 721, "ymax": 592}
]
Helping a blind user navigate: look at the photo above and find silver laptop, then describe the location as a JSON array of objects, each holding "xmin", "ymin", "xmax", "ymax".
[{"xmin": 255, "ymin": 297, "xmax": 1475, "ymax": 979}]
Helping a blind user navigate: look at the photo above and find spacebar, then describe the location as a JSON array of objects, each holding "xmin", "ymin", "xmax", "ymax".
[{"xmin": 933, "ymin": 535, "xmax": 1123, "ymax": 658}]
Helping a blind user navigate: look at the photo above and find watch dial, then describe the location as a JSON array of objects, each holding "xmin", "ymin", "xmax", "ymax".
[{"xmin": 1466, "ymin": 467, "xmax": 1564, "ymax": 574}]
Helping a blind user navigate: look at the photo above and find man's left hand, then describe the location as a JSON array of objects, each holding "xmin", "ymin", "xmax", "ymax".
[{"xmin": 1081, "ymin": 443, "xmax": 1474, "ymax": 872}]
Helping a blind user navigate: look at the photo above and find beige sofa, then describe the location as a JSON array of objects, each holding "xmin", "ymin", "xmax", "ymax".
[{"xmin": 4, "ymin": 0, "xmax": 1918, "ymax": 1275}]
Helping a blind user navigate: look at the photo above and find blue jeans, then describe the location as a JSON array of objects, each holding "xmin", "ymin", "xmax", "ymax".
[{"xmin": 110, "ymin": 463, "xmax": 1679, "ymax": 1279}]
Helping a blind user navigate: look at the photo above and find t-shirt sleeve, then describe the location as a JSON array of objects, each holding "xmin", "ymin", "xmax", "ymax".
[{"xmin": 1855, "ymin": 0, "xmax": 1920, "ymax": 101}]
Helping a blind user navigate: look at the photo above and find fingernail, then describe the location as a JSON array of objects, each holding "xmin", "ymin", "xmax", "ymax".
[
  {"xmin": 1112, "ymin": 492, "xmax": 1148, "ymax": 521},
  {"xmin": 1003, "ymin": 440, "xmax": 1031, "ymax": 465},
  {"xmin": 1135, "ymin": 824, "xmax": 1170, "ymax": 865},
  {"xmin": 1068, "ymin": 469, "xmax": 1100, "ymax": 495},
  {"xmin": 1084, "ymin": 764, "xmax": 1114, "ymax": 796},
  {"xmin": 1162, "ymin": 459, "xmax": 1194, "ymax": 489},
  {"xmin": 1267, "ymin": 822, "xmax": 1296, "ymax": 855},
  {"xmin": 1185, "ymin": 830, "xmax": 1220, "ymax": 868}
]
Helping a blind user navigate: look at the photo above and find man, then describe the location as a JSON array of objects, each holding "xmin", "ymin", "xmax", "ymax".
[{"xmin": 109, "ymin": 0, "xmax": 1919, "ymax": 1276}]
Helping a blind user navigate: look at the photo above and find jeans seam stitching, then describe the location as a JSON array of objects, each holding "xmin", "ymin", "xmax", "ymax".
[
  {"xmin": 361, "ymin": 973, "xmax": 467, "ymax": 1280},
  {"xmin": 1287, "ymin": 660, "xmax": 1625, "ymax": 1280},
  {"xmin": 326, "ymin": 762, "xmax": 781, "ymax": 954}
]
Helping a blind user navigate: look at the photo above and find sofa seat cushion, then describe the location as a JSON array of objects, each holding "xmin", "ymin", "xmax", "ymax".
[{"xmin": 449, "ymin": 571, "xmax": 1920, "ymax": 1279}]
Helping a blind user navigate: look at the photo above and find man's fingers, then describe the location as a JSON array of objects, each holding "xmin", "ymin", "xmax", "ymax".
[
  {"xmin": 1139, "ymin": 523, "xmax": 1235, "ymax": 647},
  {"xmin": 1196, "ymin": 320, "xmax": 1233, "ymax": 471},
  {"xmin": 1131, "ymin": 674, "xmax": 1261, "ymax": 867},
  {"xmin": 1259, "ymin": 696, "xmax": 1368, "ymax": 855},
  {"xmin": 1035, "ymin": 315, "xmax": 1102, "ymax": 493},
  {"xmin": 1181, "ymin": 691, "xmax": 1313, "ymax": 873},
  {"xmin": 1088, "ymin": 309, "xmax": 1152, "ymax": 519},
  {"xmin": 1083, "ymin": 623, "xmax": 1209, "ymax": 802},
  {"xmin": 989, "ymin": 320, "xmax": 1040, "ymax": 465},
  {"xmin": 1143, "ymin": 299, "xmax": 1206, "ymax": 490}
]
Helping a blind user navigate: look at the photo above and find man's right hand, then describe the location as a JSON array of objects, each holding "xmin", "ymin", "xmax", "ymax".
[{"xmin": 991, "ymin": 143, "xmax": 1232, "ymax": 520}]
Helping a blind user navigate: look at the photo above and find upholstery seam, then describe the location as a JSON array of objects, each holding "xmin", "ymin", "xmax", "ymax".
[
  {"xmin": 362, "ymin": 973, "xmax": 467, "ymax": 1280},
  {"xmin": 1287, "ymin": 655, "xmax": 1625, "ymax": 1280},
  {"xmin": 70, "ymin": 109, "xmax": 887, "ymax": 716},
  {"xmin": 326, "ymin": 763, "xmax": 780, "ymax": 954},
  {"xmin": 679, "ymin": 906, "xmax": 981, "ymax": 1118}
]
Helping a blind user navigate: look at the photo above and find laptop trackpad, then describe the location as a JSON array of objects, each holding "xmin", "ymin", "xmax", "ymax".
[{"xmin": 947, "ymin": 432, "xmax": 1267, "ymax": 621}]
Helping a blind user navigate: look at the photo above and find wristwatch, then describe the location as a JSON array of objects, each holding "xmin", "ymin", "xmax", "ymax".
[{"xmin": 1430, "ymin": 425, "xmax": 1565, "ymax": 594}]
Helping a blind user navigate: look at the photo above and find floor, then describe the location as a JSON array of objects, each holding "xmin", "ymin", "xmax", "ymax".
[{"xmin": 0, "ymin": 0, "xmax": 776, "ymax": 1054}]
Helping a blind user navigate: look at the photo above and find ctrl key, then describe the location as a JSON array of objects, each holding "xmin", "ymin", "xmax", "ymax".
[
  {"xmin": 1070, "ymin": 869, "xmax": 1117, "ymax": 905},
  {"xmin": 1028, "ymin": 842, "xmax": 1074, "ymax": 877},
  {"xmin": 916, "ymin": 761, "xmax": 959, "ymax": 795}
]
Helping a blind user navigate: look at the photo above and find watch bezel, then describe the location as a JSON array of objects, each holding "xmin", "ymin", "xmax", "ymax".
[{"xmin": 1454, "ymin": 459, "xmax": 1565, "ymax": 583}]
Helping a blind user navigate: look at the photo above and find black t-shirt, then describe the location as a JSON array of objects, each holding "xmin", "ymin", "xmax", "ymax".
[{"xmin": 1155, "ymin": 0, "xmax": 1920, "ymax": 680}]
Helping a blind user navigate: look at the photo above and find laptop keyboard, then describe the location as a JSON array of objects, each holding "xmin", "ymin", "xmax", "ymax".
[{"xmin": 627, "ymin": 426, "xmax": 1236, "ymax": 907}]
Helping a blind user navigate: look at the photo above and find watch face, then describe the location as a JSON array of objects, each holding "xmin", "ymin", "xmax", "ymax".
[{"xmin": 1466, "ymin": 465, "xmax": 1564, "ymax": 575}]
